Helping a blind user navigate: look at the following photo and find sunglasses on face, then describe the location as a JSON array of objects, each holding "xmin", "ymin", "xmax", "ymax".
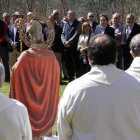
[
  {"xmin": 4, "ymin": 16, "xmax": 9, "ymax": 18},
  {"xmin": 54, "ymin": 13, "xmax": 59, "ymax": 16},
  {"xmin": 89, "ymin": 16, "xmax": 94, "ymax": 17},
  {"xmin": 83, "ymin": 26, "xmax": 90, "ymax": 29}
]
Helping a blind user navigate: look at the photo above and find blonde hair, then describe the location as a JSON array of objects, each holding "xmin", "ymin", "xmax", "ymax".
[{"xmin": 82, "ymin": 22, "xmax": 91, "ymax": 34}]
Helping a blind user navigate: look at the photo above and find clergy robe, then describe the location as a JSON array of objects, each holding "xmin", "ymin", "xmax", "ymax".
[
  {"xmin": 0, "ymin": 92, "xmax": 32, "ymax": 140},
  {"xmin": 126, "ymin": 57, "xmax": 140, "ymax": 79},
  {"xmin": 58, "ymin": 64, "xmax": 140, "ymax": 140},
  {"xmin": 10, "ymin": 48, "xmax": 60, "ymax": 139}
]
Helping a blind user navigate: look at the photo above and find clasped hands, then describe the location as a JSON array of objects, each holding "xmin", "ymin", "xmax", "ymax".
[
  {"xmin": 12, "ymin": 42, "xmax": 17, "ymax": 49},
  {"xmin": 64, "ymin": 41, "xmax": 70, "ymax": 48}
]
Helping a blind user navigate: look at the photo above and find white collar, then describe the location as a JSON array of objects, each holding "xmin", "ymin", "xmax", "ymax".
[{"xmin": 83, "ymin": 64, "xmax": 130, "ymax": 85}]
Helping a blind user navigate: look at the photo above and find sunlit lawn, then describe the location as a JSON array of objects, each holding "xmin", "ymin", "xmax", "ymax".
[{"xmin": 0, "ymin": 78, "xmax": 68, "ymax": 136}]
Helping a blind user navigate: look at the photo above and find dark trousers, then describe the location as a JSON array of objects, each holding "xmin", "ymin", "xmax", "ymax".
[
  {"xmin": 116, "ymin": 46, "xmax": 123, "ymax": 70},
  {"xmin": 79, "ymin": 52, "xmax": 91, "ymax": 75},
  {"xmin": 0, "ymin": 45, "xmax": 10, "ymax": 79},
  {"xmin": 123, "ymin": 48, "xmax": 133, "ymax": 70},
  {"xmin": 64, "ymin": 47, "xmax": 81, "ymax": 82}
]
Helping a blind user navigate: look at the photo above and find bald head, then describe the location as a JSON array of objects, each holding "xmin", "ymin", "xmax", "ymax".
[
  {"xmin": 130, "ymin": 34, "xmax": 140, "ymax": 57},
  {"xmin": 88, "ymin": 34, "xmax": 117, "ymax": 66}
]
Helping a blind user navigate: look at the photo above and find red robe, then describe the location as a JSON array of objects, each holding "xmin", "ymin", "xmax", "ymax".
[{"xmin": 10, "ymin": 48, "xmax": 60, "ymax": 139}]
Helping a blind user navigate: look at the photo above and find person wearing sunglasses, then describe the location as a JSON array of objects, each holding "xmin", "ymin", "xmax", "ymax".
[
  {"xmin": 3, "ymin": 12, "xmax": 12, "ymax": 27},
  {"xmin": 87, "ymin": 12, "xmax": 98, "ymax": 33},
  {"xmin": 77, "ymin": 22, "xmax": 94, "ymax": 75}
]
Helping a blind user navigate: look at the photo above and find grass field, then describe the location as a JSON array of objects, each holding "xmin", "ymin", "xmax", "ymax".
[{"xmin": 0, "ymin": 79, "xmax": 68, "ymax": 136}]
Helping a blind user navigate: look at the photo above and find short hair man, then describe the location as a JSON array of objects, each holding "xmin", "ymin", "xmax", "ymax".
[
  {"xmin": 0, "ymin": 63, "xmax": 32, "ymax": 140},
  {"xmin": 126, "ymin": 34, "xmax": 140, "ymax": 78},
  {"xmin": 53, "ymin": 9, "xmax": 66, "ymax": 28},
  {"xmin": 58, "ymin": 34, "xmax": 140, "ymax": 140},
  {"xmin": 61, "ymin": 10, "xmax": 82, "ymax": 82},
  {"xmin": 94, "ymin": 13, "xmax": 114, "ymax": 38},
  {"xmin": 121, "ymin": 13, "xmax": 140, "ymax": 70},
  {"xmin": 52, "ymin": 9, "xmax": 69, "ymax": 80},
  {"xmin": 111, "ymin": 13, "xmax": 122, "ymax": 69},
  {"xmin": 48, "ymin": 14, "xmax": 63, "ymax": 82},
  {"xmin": 3, "ymin": 12, "xmax": 12, "ymax": 27},
  {"xmin": 87, "ymin": 12, "xmax": 98, "ymax": 32}
]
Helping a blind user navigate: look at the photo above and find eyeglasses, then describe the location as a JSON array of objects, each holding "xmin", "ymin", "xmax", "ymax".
[
  {"xmin": 4, "ymin": 16, "xmax": 9, "ymax": 18},
  {"xmin": 83, "ymin": 26, "xmax": 90, "ymax": 29},
  {"xmin": 89, "ymin": 16, "xmax": 94, "ymax": 17},
  {"xmin": 54, "ymin": 13, "xmax": 59, "ymax": 16}
]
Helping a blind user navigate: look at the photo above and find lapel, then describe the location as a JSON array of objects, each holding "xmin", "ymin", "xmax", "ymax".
[
  {"xmin": 104, "ymin": 24, "xmax": 109, "ymax": 34},
  {"xmin": 127, "ymin": 22, "xmax": 135, "ymax": 41},
  {"xmin": 10, "ymin": 25, "xmax": 15, "ymax": 38},
  {"xmin": 123, "ymin": 24, "xmax": 127, "ymax": 41}
]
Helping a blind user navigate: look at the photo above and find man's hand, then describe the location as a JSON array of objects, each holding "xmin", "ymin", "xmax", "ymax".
[
  {"xmin": 12, "ymin": 42, "xmax": 17, "ymax": 49},
  {"xmin": 64, "ymin": 41, "xmax": 70, "ymax": 48}
]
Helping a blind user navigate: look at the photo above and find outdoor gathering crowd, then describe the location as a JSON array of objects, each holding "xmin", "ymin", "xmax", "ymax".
[{"xmin": 1, "ymin": 8, "xmax": 140, "ymax": 140}]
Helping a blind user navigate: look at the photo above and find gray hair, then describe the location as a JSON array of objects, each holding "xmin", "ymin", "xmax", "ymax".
[
  {"xmin": 130, "ymin": 34, "xmax": 140, "ymax": 56},
  {"xmin": 3, "ymin": 12, "xmax": 10, "ymax": 17},
  {"xmin": 126, "ymin": 13, "xmax": 134, "ymax": 19},
  {"xmin": 0, "ymin": 63, "xmax": 5, "ymax": 87},
  {"xmin": 112, "ymin": 13, "xmax": 120, "ymax": 18}
]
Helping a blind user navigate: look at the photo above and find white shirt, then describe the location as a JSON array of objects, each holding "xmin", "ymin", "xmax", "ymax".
[
  {"xmin": 126, "ymin": 57, "xmax": 140, "ymax": 79},
  {"xmin": 0, "ymin": 92, "xmax": 32, "ymax": 140},
  {"xmin": 58, "ymin": 64, "xmax": 140, "ymax": 140},
  {"xmin": 77, "ymin": 33, "xmax": 94, "ymax": 50},
  {"xmin": 126, "ymin": 22, "xmax": 134, "ymax": 40}
]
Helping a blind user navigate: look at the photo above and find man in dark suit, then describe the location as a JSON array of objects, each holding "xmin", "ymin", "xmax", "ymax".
[
  {"xmin": 94, "ymin": 13, "xmax": 114, "ymax": 39},
  {"xmin": 0, "ymin": 19, "xmax": 10, "ymax": 81},
  {"xmin": 6, "ymin": 12, "xmax": 28, "ymax": 69},
  {"xmin": 87, "ymin": 12, "xmax": 98, "ymax": 33},
  {"xmin": 121, "ymin": 13, "xmax": 140, "ymax": 70},
  {"xmin": 47, "ymin": 14, "xmax": 63, "ymax": 83},
  {"xmin": 61, "ymin": 10, "xmax": 82, "ymax": 82}
]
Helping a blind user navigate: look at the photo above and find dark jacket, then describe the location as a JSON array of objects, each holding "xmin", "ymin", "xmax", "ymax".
[
  {"xmin": 61, "ymin": 19, "xmax": 82, "ymax": 49},
  {"xmin": 50, "ymin": 24, "xmax": 63, "ymax": 53},
  {"xmin": 121, "ymin": 22, "xmax": 140, "ymax": 70},
  {"xmin": 94, "ymin": 24, "xmax": 115, "ymax": 39},
  {"xmin": 121, "ymin": 22, "xmax": 140, "ymax": 48},
  {"xmin": 105, "ymin": 24, "xmax": 115, "ymax": 39},
  {"xmin": 91, "ymin": 21, "xmax": 99, "ymax": 33},
  {"xmin": 0, "ymin": 20, "xmax": 7, "ymax": 46},
  {"xmin": 6, "ymin": 25, "xmax": 28, "ymax": 52}
]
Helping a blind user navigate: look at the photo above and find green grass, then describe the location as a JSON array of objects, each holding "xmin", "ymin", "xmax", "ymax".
[{"xmin": 0, "ymin": 79, "xmax": 67, "ymax": 136}]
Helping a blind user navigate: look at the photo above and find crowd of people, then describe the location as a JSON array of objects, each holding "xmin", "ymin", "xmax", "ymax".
[{"xmin": 1, "ymin": 9, "xmax": 140, "ymax": 140}]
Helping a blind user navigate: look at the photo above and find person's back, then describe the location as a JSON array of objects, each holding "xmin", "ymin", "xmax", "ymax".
[
  {"xmin": 57, "ymin": 34, "xmax": 140, "ymax": 140},
  {"xmin": 126, "ymin": 34, "xmax": 140, "ymax": 79},
  {"xmin": 0, "ymin": 62, "xmax": 32, "ymax": 140},
  {"xmin": 10, "ymin": 19, "xmax": 60, "ymax": 139},
  {"xmin": 0, "ymin": 93, "xmax": 32, "ymax": 140}
]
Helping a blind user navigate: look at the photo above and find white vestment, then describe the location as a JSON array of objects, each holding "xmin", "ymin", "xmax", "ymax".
[
  {"xmin": 126, "ymin": 57, "xmax": 140, "ymax": 79},
  {"xmin": 0, "ymin": 92, "xmax": 32, "ymax": 140},
  {"xmin": 58, "ymin": 64, "xmax": 140, "ymax": 140}
]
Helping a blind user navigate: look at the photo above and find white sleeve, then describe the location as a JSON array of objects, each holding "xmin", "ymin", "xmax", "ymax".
[
  {"xmin": 57, "ymin": 87, "xmax": 73, "ymax": 140},
  {"xmin": 77, "ymin": 34, "xmax": 82, "ymax": 50},
  {"xmin": 23, "ymin": 111, "xmax": 32, "ymax": 140}
]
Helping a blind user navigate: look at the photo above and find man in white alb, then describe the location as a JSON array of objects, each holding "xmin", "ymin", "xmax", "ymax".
[
  {"xmin": 57, "ymin": 34, "xmax": 140, "ymax": 140},
  {"xmin": 126, "ymin": 34, "xmax": 140, "ymax": 79},
  {"xmin": 0, "ymin": 62, "xmax": 32, "ymax": 140}
]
